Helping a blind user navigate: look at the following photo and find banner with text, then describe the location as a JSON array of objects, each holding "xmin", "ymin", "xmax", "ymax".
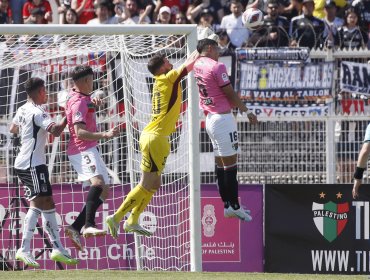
[
  {"xmin": 246, "ymin": 104, "xmax": 329, "ymax": 117},
  {"xmin": 265, "ymin": 184, "xmax": 370, "ymax": 274},
  {"xmin": 0, "ymin": 184, "xmax": 263, "ymax": 272},
  {"xmin": 340, "ymin": 61, "xmax": 370, "ymax": 96},
  {"xmin": 237, "ymin": 59, "xmax": 334, "ymax": 114}
]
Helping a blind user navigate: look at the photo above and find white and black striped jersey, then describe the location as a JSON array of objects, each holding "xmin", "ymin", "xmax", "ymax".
[
  {"xmin": 12, "ymin": 101, "xmax": 55, "ymax": 170},
  {"xmin": 335, "ymin": 26, "xmax": 368, "ymax": 49}
]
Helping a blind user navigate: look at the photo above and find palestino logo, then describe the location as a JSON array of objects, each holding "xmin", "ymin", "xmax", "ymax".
[
  {"xmin": 312, "ymin": 191, "xmax": 349, "ymax": 242},
  {"xmin": 201, "ymin": 204, "xmax": 217, "ymax": 237}
]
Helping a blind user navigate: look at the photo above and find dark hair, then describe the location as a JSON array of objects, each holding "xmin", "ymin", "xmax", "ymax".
[
  {"xmin": 267, "ymin": 0, "xmax": 279, "ymax": 7},
  {"xmin": 94, "ymin": 0, "xmax": 112, "ymax": 10},
  {"xmin": 196, "ymin": 38, "xmax": 218, "ymax": 53},
  {"xmin": 344, "ymin": 7, "xmax": 359, "ymax": 25},
  {"xmin": 216, "ymin": 29, "xmax": 228, "ymax": 38},
  {"xmin": 147, "ymin": 54, "xmax": 166, "ymax": 75},
  {"xmin": 30, "ymin": 7, "xmax": 45, "ymax": 16},
  {"xmin": 175, "ymin": 11, "xmax": 188, "ymax": 23},
  {"xmin": 71, "ymin": 65, "xmax": 94, "ymax": 81},
  {"xmin": 230, "ymin": 0, "xmax": 242, "ymax": 5},
  {"xmin": 25, "ymin": 77, "xmax": 45, "ymax": 95},
  {"xmin": 63, "ymin": 8, "xmax": 78, "ymax": 24}
]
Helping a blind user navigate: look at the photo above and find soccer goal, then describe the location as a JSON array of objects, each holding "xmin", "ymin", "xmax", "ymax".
[{"xmin": 0, "ymin": 25, "xmax": 201, "ymax": 271}]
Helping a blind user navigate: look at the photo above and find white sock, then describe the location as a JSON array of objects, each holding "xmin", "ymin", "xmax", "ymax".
[
  {"xmin": 21, "ymin": 207, "xmax": 41, "ymax": 252},
  {"xmin": 42, "ymin": 209, "xmax": 64, "ymax": 251}
]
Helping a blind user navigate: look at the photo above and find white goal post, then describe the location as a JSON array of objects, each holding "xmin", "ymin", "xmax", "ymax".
[{"xmin": 0, "ymin": 24, "xmax": 201, "ymax": 272}]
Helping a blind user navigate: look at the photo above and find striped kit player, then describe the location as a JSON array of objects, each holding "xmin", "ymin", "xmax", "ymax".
[{"xmin": 10, "ymin": 77, "xmax": 78, "ymax": 268}]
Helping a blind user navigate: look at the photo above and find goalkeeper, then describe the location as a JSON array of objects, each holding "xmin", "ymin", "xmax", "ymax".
[
  {"xmin": 194, "ymin": 38, "xmax": 257, "ymax": 221},
  {"xmin": 106, "ymin": 50, "xmax": 199, "ymax": 237}
]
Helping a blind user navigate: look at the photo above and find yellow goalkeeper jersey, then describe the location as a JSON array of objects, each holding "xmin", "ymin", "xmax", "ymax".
[{"xmin": 143, "ymin": 64, "xmax": 188, "ymax": 136}]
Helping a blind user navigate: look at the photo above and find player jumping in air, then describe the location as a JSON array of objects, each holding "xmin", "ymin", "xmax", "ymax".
[
  {"xmin": 105, "ymin": 50, "xmax": 199, "ymax": 238},
  {"xmin": 194, "ymin": 38, "xmax": 258, "ymax": 221},
  {"xmin": 64, "ymin": 65, "xmax": 119, "ymax": 250}
]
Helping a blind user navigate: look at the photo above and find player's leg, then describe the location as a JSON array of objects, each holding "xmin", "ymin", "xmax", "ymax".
[
  {"xmin": 14, "ymin": 168, "xmax": 42, "ymax": 268},
  {"xmin": 215, "ymin": 158, "xmax": 230, "ymax": 209},
  {"xmin": 70, "ymin": 148, "xmax": 107, "ymax": 237},
  {"xmin": 127, "ymin": 134, "xmax": 168, "ymax": 227},
  {"xmin": 106, "ymin": 176, "xmax": 157, "ymax": 238},
  {"xmin": 123, "ymin": 171, "xmax": 158, "ymax": 236},
  {"xmin": 208, "ymin": 113, "xmax": 239, "ymax": 209},
  {"xmin": 221, "ymin": 154, "xmax": 252, "ymax": 221},
  {"xmin": 220, "ymin": 155, "xmax": 239, "ymax": 209},
  {"xmin": 64, "ymin": 148, "xmax": 105, "ymax": 243},
  {"xmin": 16, "ymin": 204, "xmax": 41, "ymax": 268},
  {"xmin": 82, "ymin": 175, "xmax": 107, "ymax": 237},
  {"xmin": 31, "ymin": 165, "xmax": 78, "ymax": 265},
  {"xmin": 65, "ymin": 152, "xmax": 89, "ymax": 244},
  {"xmin": 106, "ymin": 133, "xmax": 166, "ymax": 237},
  {"xmin": 106, "ymin": 180, "xmax": 155, "ymax": 238},
  {"xmin": 39, "ymin": 199, "xmax": 78, "ymax": 265},
  {"xmin": 206, "ymin": 113, "xmax": 233, "ymax": 210},
  {"xmin": 208, "ymin": 113, "xmax": 252, "ymax": 222},
  {"xmin": 81, "ymin": 148, "xmax": 112, "ymax": 237}
]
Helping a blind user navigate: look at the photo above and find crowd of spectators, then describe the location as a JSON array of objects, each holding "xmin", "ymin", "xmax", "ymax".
[{"xmin": 0, "ymin": 0, "xmax": 369, "ymax": 49}]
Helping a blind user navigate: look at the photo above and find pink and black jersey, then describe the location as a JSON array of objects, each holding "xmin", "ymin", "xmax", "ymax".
[
  {"xmin": 193, "ymin": 56, "xmax": 232, "ymax": 114},
  {"xmin": 65, "ymin": 89, "xmax": 97, "ymax": 156}
]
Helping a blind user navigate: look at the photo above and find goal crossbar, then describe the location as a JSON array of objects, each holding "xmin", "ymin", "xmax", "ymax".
[
  {"xmin": 0, "ymin": 24, "xmax": 198, "ymax": 36},
  {"xmin": 0, "ymin": 24, "xmax": 201, "ymax": 272}
]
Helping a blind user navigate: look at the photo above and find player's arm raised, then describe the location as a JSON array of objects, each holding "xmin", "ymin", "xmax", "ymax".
[
  {"xmin": 183, "ymin": 50, "xmax": 200, "ymax": 72},
  {"xmin": 74, "ymin": 123, "xmax": 119, "ymax": 140},
  {"xmin": 167, "ymin": 50, "xmax": 199, "ymax": 82},
  {"xmin": 221, "ymin": 84, "xmax": 258, "ymax": 124}
]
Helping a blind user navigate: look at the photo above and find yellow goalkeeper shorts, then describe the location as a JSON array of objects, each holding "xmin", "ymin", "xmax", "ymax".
[{"xmin": 139, "ymin": 132, "xmax": 170, "ymax": 175}]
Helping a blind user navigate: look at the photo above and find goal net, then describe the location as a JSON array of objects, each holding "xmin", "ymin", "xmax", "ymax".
[{"xmin": 0, "ymin": 25, "xmax": 200, "ymax": 271}]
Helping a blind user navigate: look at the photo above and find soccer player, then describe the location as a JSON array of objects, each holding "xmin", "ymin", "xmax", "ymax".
[
  {"xmin": 105, "ymin": 50, "xmax": 199, "ymax": 238},
  {"xmin": 64, "ymin": 65, "xmax": 119, "ymax": 249},
  {"xmin": 352, "ymin": 124, "xmax": 370, "ymax": 199},
  {"xmin": 193, "ymin": 38, "xmax": 258, "ymax": 221},
  {"xmin": 10, "ymin": 77, "xmax": 78, "ymax": 268}
]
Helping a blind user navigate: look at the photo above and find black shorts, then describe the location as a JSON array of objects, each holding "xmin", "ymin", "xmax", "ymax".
[{"xmin": 15, "ymin": 165, "xmax": 52, "ymax": 201}]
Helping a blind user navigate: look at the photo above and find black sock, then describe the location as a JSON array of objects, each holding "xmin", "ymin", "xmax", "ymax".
[
  {"xmin": 216, "ymin": 166, "xmax": 229, "ymax": 208},
  {"xmin": 72, "ymin": 198, "xmax": 103, "ymax": 233},
  {"xmin": 85, "ymin": 186, "xmax": 103, "ymax": 228},
  {"xmin": 224, "ymin": 166, "xmax": 240, "ymax": 210}
]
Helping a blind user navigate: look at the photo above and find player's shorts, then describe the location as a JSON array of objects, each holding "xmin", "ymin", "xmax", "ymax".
[
  {"xmin": 206, "ymin": 112, "xmax": 238, "ymax": 157},
  {"xmin": 139, "ymin": 132, "xmax": 170, "ymax": 175},
  {"xmin": 15, "ymin": 164, "xmax": 52, "ymax": 201},
  {"xmin": 364, "ymin": 123, "xmax": 370, "ymax": 142},
  {"xmin": 68, "ymin": 147, "xmax": 109, "ymax": 185}
]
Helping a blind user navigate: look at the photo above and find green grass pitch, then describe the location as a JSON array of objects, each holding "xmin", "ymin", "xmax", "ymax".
[{"xmin": 2, "ymin": 271, "xmax": 369, "ymax": 280}]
